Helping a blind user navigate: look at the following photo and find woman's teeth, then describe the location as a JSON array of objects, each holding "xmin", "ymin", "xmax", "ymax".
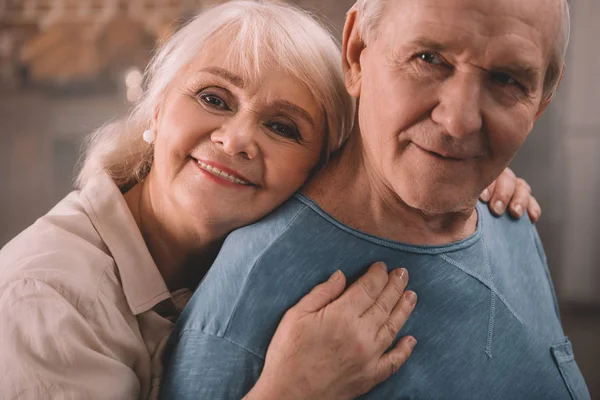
[{"xmin": 197, "ymin": 161, "xmax": 250, "ymax": 185}]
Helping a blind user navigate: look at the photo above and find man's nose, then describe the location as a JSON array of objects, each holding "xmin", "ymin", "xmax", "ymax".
[
  {"xmin": 211, "ymin": 115, "xmax": 259, "ymax": 159},
  {"xmin": 431, "ymin": 72, "xmax": 483, "ymax": 139}
]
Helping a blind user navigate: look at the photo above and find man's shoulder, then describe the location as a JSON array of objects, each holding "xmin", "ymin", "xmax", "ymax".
[
  {"xmin": 478, "ymin": 201, "xmax": 538, "ymax": 238},
  {"xmin": 477, "ymin": 201, "xmax": 546, "ymax": 261},
  {"xmin": 176, "ymin": 196, "xmax": 352, "ymax": 353},
  {"xmin": 224, "ymin": 196, "xmax": 310, "ymax": 258}
]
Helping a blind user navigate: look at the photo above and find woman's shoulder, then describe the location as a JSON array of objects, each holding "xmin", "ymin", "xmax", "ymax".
[{"xmin": 0, "ymin": 191, "xmax": 117, "ymax": 306}]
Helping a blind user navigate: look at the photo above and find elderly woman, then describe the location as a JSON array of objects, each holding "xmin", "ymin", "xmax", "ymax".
[{"xmin": 0, "ymin": 1, "xmax": 539, "ymax": 399}]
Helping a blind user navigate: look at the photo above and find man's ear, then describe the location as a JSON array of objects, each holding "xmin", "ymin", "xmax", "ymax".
[
  {"xmin": 535, "ymin": 64, "xmax": 565, "ymax": 121},
  {"xmin": 342, "ymin": 7, "xmax": 367, "ymax": 98}
]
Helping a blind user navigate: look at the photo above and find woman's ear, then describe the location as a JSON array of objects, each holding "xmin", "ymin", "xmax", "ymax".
[
  {"xmin": 152, "ymin": 96, "xmax": 166, "ymax": 135},
  {"xmin": 342, "ymin": 8, "xmax": 367, "ymax": 98},
  {"xmin": 153, "ymin": 104, "xmax": 161, "ymax": 130}
]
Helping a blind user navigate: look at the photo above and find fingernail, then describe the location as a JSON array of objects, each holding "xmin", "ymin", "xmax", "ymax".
[
  {"xmin": 406, "ymin": 291, "xmax": 417, "ymax": 305},
  {"xmin": 396, "ymin": 268, "xmax": 408, "ymax": 283},
  {"xmin": 409, "ymin": 337, "xmax": 417, "ymax": 349},
  {"xmin": 494, "ymin": 200, "xmax": 505, "ymax": 214},
  {"xmin": 376, "ymin": 262, "xmax": 387, "ymax": 272},
  {"xmin": 480, "ymin": 189, "xmax": 491, "ymax": 202},
  {"xmin": 513, "ymin": 204, "xmax": 523, "ymax": 216},
  {"xmin": 329, "ymin": 270, "xmax": 343, "ymax": 282}
]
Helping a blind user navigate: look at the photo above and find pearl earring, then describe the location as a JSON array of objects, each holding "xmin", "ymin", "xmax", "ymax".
[{"xmin": 142, "ymin": 129, "xmax": 156, "ymax": 144}]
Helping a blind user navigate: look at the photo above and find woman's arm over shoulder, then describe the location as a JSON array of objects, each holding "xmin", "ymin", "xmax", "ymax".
[
  {"xmin": 0, "ymin": 278, "xmax": 140, "ymax": 399},
  {"xmin": 162, "ymin": 263, "xmax": 418, "ymax": 400}
]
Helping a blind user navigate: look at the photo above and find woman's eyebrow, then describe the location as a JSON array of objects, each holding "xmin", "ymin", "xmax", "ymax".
[
  {"xmin": 271, "ymin": 100, "xmax": 316, "ymax": 128},
  {"xmin": 200, "ymin": 67, "xmax": 245, "ymax": 88}
]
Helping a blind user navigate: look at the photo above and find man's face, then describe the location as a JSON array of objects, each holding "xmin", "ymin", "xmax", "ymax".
[{"xmin": 352, "ymin": 0, "xmax": 560, "ymax": 214}]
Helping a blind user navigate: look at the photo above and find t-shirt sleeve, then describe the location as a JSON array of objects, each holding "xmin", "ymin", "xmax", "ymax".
[
  {"xmin": 532, "ymin": 226, "xmax": 562, "ymax": 321},
  {"xmin": 161, "ymin": 329, "xmax": 265, "ymax": 400}
]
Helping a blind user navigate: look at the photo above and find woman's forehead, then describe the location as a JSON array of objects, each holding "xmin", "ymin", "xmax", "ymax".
[
  {"xmin": 181, "ymin": 43, "xmax": 315, "ymax": 98},
  {"xmin": 185, "ymin": 31, "xmax": 284, "ymax": 80}
]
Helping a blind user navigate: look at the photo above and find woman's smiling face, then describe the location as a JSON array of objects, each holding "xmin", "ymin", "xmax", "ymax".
[{"xmin": 148, "ymin": 42, "xmax": 326, "ymax": 235}]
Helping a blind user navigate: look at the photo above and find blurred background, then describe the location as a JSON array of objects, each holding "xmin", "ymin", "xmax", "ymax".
[{"xmin": 0, "ymin": 0, "xmax": 598, "ymax": 396}]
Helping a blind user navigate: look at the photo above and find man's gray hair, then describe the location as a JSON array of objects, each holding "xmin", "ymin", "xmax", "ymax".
[{"xmin": 353, "ymin": 0, "xmax": 571, "ymax": 97}]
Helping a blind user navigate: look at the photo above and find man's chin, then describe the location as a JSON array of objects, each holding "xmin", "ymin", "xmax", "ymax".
[{"xmin": 399, "ymin": 187, "xmax": 477, "ymax": 216}]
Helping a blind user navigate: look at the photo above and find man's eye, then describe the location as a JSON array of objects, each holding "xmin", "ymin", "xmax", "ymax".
[
  {"xmin": 417, "ymin": 52, "xmax": 444, "ymax": 65},
  {"xmin": 267, "ymin": 122, "xmax": 301, "ymax": 140},
  {"xmin": 491, "ymin": 72, "xmax": 520, "ymax": 87},
  {"xmin": 199, "ymin": 94, "xmax": 230, "ymax": 110}
]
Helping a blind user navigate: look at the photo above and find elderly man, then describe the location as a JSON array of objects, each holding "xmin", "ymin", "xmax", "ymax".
[{"xmin": 162, "ymin": 0, "xmax": 590, "ymax": 398}]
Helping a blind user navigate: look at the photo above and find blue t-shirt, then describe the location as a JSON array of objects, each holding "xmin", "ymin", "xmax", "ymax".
[{"xmin": 161, "ymin": 194, "xmax": 590, "ymax": 400}]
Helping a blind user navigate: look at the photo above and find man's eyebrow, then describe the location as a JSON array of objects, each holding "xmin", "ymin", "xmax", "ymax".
[
  {"xmin": 492, "ymin": 62, "xmax": 542, "ymax": 85},
  {"xmin": 409, "ymin": 37, "xmax": 449, "ymax": 52},
  {"xmin": 272, "ymin": 99, "xmax": 315, "ymax": 128},
  {"xmin": 408, "ymin": 37, "xmax": 542, "ymax": 85},
  {"xmin": 201, "ymin": 67, "xmax": 245, "ymax": 88}
]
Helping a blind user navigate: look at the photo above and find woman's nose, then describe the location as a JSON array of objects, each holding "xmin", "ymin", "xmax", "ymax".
[{"xmin": 211, "ymin": 117, "xmax": 259, "ymax": 159}]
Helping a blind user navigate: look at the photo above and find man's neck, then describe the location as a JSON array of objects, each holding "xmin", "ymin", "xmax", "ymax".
[{"xmin": 304, "ymin": 132, "xmax": 479, "ymax": 246}]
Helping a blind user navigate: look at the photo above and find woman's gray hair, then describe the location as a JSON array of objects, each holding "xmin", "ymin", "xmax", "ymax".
[
  {"xmin": 353, "ymin": 0, "xmax": 571, "ymax": 97},
  {"xmin": 77, "ymin": 0, "xmax": 355, "ymax": 191}
]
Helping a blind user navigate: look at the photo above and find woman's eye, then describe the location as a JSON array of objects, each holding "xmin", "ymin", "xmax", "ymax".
[
  {"xmin": 417, "ymin": 52, "xmax": 444, "ymax": 66},
  {"xmin": 267, "ymin": 122, "xmax": 301, "ymax": 140},
  {"xmin": 199, "ymin": 93, "xmax": 230, "ymax": 110}
]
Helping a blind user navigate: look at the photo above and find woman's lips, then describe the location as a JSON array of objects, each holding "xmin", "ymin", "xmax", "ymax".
[{"xmin": 194, "ymin": 159, "xmax": 253, "ymax": 186}]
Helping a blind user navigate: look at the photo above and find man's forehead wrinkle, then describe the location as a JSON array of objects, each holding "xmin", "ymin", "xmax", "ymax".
[
  {"xmin": 403, "ymin": 19, "xmax": 543, "ymax": 63},
  {"xmin": 482, "ymin": 30, "xmax": 547, "ymax": 82},
  {"xmin": 390, "ymin": 0, "xmax": 558, "ymax": 39},
  {"xmin": 383, "ymin": 0, "xmax": 558, "ymax": 88}
]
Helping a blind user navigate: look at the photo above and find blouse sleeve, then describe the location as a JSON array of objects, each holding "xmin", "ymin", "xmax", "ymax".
[{"xmin": 0, "ymin": 278, "xmax": 140, "ymax": 400}]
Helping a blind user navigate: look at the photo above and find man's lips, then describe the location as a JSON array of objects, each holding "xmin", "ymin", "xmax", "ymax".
[
  {"xmin": 413, "ymin": 143, "xmax": 471, "ymax": 161},
  {"xmin": 193, "ymin": 158, "xmax": 255, "ymax": 186}
]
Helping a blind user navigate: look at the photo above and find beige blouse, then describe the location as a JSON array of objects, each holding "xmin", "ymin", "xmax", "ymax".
[{"xmin": 0, "ymin": 173, "xmax": 191, "ymax": 400}]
